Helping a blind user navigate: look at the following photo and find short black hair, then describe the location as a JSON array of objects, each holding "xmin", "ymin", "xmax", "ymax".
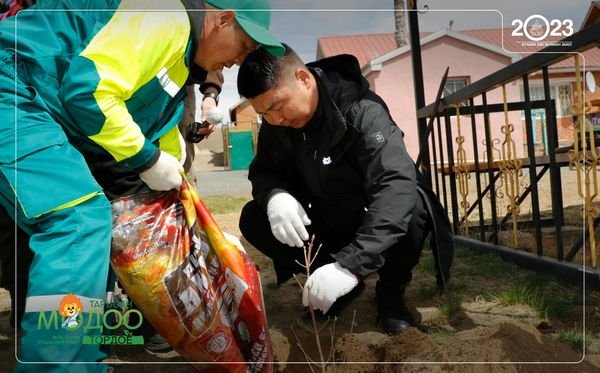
[{"xmin": 237, "ymin": 43, "xmax": 301, "ymax": 99}]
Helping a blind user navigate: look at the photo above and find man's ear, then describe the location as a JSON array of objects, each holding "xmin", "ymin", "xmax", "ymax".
[
  {"xmin": 295, "ymin": 68, "xmax": 312, "ymax": 88},
  {"xmin": 215, "ymin": 10, "xmax": 236, "ymax": 28}
]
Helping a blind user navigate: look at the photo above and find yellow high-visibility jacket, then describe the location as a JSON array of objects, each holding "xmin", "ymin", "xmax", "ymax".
[{"xmin": 1, "ymin": 0, "xmax": 204, "ymax": 170}]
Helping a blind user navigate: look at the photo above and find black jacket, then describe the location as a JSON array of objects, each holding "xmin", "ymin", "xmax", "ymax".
[{"xmin": 249, "ymin": 54, "xmax": 453, "ymax": 285}]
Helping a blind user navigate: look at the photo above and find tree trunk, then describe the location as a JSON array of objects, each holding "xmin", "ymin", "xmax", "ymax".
[{"xmin": 394, "ymin": 0, "xmax": 408, "ymax": 47}]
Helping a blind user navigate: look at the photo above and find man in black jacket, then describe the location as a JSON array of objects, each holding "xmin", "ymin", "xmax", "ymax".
[{"xmin": 237, "ymin": 45, "xmax": 453, "ymax": 334}]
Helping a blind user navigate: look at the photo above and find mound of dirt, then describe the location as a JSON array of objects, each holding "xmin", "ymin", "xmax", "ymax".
[
  {"xmin": 270, "ymin": 321, "xmax": 595, "ymax": 373},
  {"xmin": 333, "ymin": 328, "xmax": 435, "ymax": 365}
]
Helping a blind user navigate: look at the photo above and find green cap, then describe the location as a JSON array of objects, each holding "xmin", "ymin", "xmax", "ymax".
[{"xmin": 205, "ymin": 0, "xmax": 285, "ymax": 57}]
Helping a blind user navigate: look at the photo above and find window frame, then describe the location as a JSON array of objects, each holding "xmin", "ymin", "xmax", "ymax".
[
  {"xmin": 443, "ymin": 77, "xmax": 470, "ymax": 107},
  {"xmin": 521, "ymin": 80, "xmax": 573, "ymax": 118}
]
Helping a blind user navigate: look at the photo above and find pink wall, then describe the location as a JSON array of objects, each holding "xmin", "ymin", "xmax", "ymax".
[{"xmin": 367, "ymin": 36, "xmax": 524, "ymax": 164}]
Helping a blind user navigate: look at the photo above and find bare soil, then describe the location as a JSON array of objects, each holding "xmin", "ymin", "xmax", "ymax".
[{"xmin": 1, "ymin": 211, "xmax": 599, "ymax": 372}]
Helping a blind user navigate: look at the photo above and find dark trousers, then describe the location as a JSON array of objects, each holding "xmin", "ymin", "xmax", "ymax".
[{"xmin": 239, "ymin": 194, "xmax": 428, "ymax": 289}]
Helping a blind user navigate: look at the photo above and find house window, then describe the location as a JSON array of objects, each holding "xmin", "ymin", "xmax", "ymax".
[
  {"xmin": 523, "ymin": 83, "xmax": 573, "ymax": 117},
  {"xmin": 444, "ymin": 78, "xmax": 468, "ymax": 97},
  {"xmin": 557, "ymin": 84, "xmax": 572, "ymax": 117},
  {"xmin": 443, "ymin": 78, "xmax": 468, "ymax": 106},
  {"xmin": 528, "ymin": 86, "xmax": 545, "ymax": 102}
]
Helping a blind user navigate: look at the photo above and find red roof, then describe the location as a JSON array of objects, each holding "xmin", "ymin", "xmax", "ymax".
[
  {"xmin": 317, "ymin": 28, "xmax": 600, "ymax": 69},
  {"xmin": 581, "ymin": 1, "xmax": 600, "ymax": 28},
  {"xmin": 317, "ymin": 32, "xmax": 398, "ymax": 68}
]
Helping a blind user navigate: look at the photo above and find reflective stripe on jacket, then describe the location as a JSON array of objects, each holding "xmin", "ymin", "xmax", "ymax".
[{"xmin": 0, "ymin": 0, "xmax": 195, "ymax": 170}]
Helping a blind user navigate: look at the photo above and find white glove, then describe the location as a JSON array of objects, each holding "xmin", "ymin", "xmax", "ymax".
[
  {"xmin": 139, "ymin": 151, "xmax": 183, "ymax": 191},
  {"xmin": 302, "ymin": 262, "xmax": 359, "ymax": 313},
  {"xmin": 204, "ymin": 106, "xmax": 224, "ymax": 125},
  {"xmin": 223, "ymin": 231, "xmax": 246, "ymax": 253},
  {"xmin": 266, "ymin": 192, "xmax": 311, "ymax": 248}
]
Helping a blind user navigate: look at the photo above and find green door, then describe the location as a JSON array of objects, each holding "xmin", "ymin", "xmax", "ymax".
[{"xmin": 228, "ymin": 131, "xmax": 254, "ymax": 170}]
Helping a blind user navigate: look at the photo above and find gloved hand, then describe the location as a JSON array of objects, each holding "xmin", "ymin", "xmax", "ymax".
[
  {"xmin": 266, "ymin": 192, "xmax": 311, "ymax": 248},
  {"xmin": 188, "ymin": 106, "xmax": 222, "ymax": 142},
  {"xmin": 223, "ymin": 231, "xmax": 246, "ymax": 253},
  {"xmin": 302, "ymin": 262, "xmax": 359, "ymax": 313},
  {"xmin": 139, "ymin": 151, "xmax": 183, "ymax": 191}
]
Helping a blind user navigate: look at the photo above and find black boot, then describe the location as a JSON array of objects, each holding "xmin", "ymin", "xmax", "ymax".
[{"xmin": 376, "ymin": 281, "xmax": 415, "ymax": 334}]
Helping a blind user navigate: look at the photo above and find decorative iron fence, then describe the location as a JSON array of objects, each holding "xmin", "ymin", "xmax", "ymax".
[{"xmin": 415, "ymin": 22, "xmax": 600, "ymax": 288}]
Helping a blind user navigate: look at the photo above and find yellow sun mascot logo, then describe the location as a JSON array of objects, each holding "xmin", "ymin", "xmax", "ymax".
[{"xmin": 59, "ymin": 294, "xmax": 83, "ymax": 330}]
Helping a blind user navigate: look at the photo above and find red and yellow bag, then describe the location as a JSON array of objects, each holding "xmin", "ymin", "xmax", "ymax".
[{"xmin": 110, "ymin": 181, "xmax": 272, "ymax": 372}]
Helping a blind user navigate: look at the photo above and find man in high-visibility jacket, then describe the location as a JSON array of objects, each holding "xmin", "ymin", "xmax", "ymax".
[{"xmin": 0, "ymin": 0, "xmax": 283, "ymax": 371}]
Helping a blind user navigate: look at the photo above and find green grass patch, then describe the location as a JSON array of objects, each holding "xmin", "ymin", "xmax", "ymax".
[
  {"xmin": 553, "ymin": 328, "xmax": 584, "ymax": 352},
  {"xmin": 453, "ymin": 250, "xmax": 516, "ymax": 278},
  {"xmin": 201, "ymin": 195, "xmax": 250, "ymax": 214},
  {"xmin": 419, "ymin": 246, "xmax": 586, "ymax": 316},
  {"xmin": 439, "ymin": 294, "xmax": 462, "ymax": 318},
  {"xmin": 493, "ymin": 285, "xmax": 568, "ymax": 318},
  {"xmin": 419, "ymin": 253, "xmax": 437, "ymax": 275},
  {"xmin": 417, "ymin": 283, "xmax": 439, "ymax": 300},
  {"xmin": 446, "ymin": 281, "xmax": 468, "ymax": 293}
]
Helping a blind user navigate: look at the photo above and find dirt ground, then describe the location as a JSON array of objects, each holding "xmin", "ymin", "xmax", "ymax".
[{"xmin": 1, "ymin": 211, "xmax": 599, "ymax": 372}]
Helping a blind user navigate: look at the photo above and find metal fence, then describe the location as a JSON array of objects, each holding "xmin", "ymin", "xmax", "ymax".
[{"xmin": 413, "ymin": 22, "xmax": 600, "ymax": 288}]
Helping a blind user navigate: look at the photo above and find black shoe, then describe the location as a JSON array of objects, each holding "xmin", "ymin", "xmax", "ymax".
[
  {"xmin": 303, "ymin": 281, "xmax": 366, "ymax": 320},
  {"xmin": 144, "ymin": 333, "xmax": 173, "ymax": 354},
  {"xmin": 376, "ymin": 281, "xmax": 415, "ymax": 335}
]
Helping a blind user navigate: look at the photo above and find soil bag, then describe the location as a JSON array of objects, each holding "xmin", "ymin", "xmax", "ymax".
[{"xmin": 110, "ymin": 180, "xmax": 272, "ymax": 372}]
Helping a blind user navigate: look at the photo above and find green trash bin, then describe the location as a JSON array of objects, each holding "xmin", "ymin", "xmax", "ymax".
[{"xmin": 228, "ymin": 130, "xmax": 255, "ymax": 170}]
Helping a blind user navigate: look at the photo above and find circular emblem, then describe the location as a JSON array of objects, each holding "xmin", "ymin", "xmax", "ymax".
[
  {"xmin": 207, "ymin": 332, "xmax": 231, "ymax": 353},
  {"xmin": 523, "ymin": 15, "xmax": 550, "ymax": 41}
]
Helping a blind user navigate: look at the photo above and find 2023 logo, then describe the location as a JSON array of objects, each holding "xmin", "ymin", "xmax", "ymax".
[{"xmin": 512, "ymin": 15, "xmax": 574, "ymax": 41}]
